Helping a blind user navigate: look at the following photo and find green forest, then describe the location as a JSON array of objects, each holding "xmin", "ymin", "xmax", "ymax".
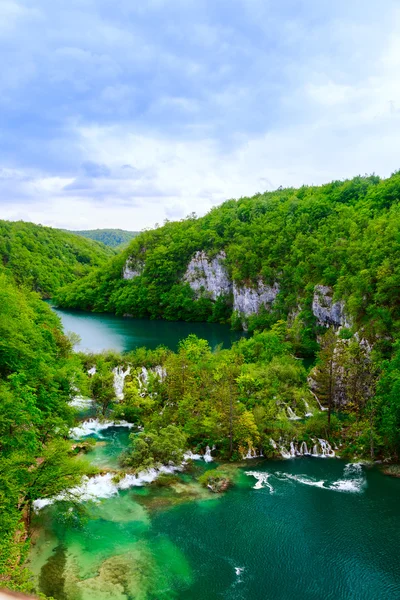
[
  {"xmin": 55, "ymin": 173, "xmax": 400, "ymax": 349},
  {"xmin": 0, "ymin": 221, "xmax": 115, "ymax": 297},
  {"xmin": 2, "ymin": 174, "xmax": 400, "ymax": 595},
  {"xmin": 70, "ymin": 229, "xmax": 139, "ymax": 248}
]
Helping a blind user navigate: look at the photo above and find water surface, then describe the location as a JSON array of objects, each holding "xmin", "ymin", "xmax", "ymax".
[
  {"xmin": 29, "ymin": 426, "xmax": 400, "ymax": 600},
  {"xmin": 52, "ymin": 306, "xmax": 243, "ymax": 353}
]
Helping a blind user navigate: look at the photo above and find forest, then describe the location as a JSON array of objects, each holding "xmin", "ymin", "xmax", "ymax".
[
  {"xmin": 55, "ymin": 172, "xmax": 400, "ymax": 352},
  {"xmin": 0, "ymin": 220, "xmax": 115, "ymax": 296},
  {"xmin": 2, "ymin": 173, "xmax": 400, "ymax": 594},
  {"xmin": 70, "ymin": 229, "xmax": 139, "ymax": 248}
]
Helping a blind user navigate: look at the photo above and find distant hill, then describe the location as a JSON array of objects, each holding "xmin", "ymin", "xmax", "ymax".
[
  {"xmin": 0, "ymin": 220, "xmax": 115, "ymax": 297},
  {"xmin": 71, "ymin": 229, "xmax": 139, "ymax": 248}
]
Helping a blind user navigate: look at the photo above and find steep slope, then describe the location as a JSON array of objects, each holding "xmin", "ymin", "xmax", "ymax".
[
  {"xmin": 55, "ymin": 172, "xmax": 400, "ymax": 349},
  {"xmin": 71, "ymin": 228, "xmax": 139, "ymax": 248},
  {"xmin": 0, "ymin": 220, "xmax": 115, "ymax": 296}
]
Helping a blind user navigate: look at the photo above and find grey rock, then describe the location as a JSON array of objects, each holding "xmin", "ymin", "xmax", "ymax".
[
  {"xmin": 183, "ymin": 251, "xmax": 231, "ymax": 300},
  {"xmin": 312, "ymin": 285, "xmax": 351, "ymax": 328},
  {"xmin": 233, "ymin": 280, "xmax": 279, "ymax": 317}
]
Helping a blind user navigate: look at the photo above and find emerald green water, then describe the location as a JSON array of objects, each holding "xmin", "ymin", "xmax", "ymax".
[
  {"xmin": 29, "ymin": 426, "xmax": 400, "ymax": 600},
  {"xmin": 52, "ymin": 306, "xmax": 242, "ymax": 353}
]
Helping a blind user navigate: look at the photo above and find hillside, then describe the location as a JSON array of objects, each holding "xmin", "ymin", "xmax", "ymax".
[
  {"xmin": 0, "ymin": 220, "xmax": 115, "ymax": 297},
  {"xmin": 55, "ymin": 172, "xmax": 400, "ymax": 351},
  {"xmin": 71, "ymin": 228, "xmax": 139, "ymax": 248}
]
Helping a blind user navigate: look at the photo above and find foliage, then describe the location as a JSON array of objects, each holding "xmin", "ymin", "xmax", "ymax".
[
  {"xmin": 121, "ymin": 425, "xmax": 188, "ymax": 471},
  {"xmin": 0, "ymin": 274, "xmax": 92, "ymax": 590},
  {"xmin": 0, "ymin": 219, "xmax": 114, "ymax": 297},
  {"xmin": 197, "ymin": 469, "xmax": 231, "ymax": 492},
  {"xmin": 71, "ymin": 228, "xmax": 139, "ymax": 248},
  {"xmin": 55, "ymin": 172, "xmax": 400, "ymax": 347}
]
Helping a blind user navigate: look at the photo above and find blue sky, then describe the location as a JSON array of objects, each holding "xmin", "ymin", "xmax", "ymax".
[{"xmin": 1, "ymin": 0, "xmax": 400, "ymax": 230}]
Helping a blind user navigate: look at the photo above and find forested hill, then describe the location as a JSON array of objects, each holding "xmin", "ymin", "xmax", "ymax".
[
  {"xmin": 0, "ymin": 220, "xmax": 115, "ymax": 297},
  {"xmin": 55, "ymin": 172, "xmax": 400, "ymax": 349},
  {"xmin": 71, "ymin": 228, "xmax": 139, "ymax": 248}
]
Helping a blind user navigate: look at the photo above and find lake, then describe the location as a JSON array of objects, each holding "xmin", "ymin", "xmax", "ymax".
[
  {"xmin": 52, "ymin": 306, "xmax": 243, "ymax": 353},
  {"xmin": 29, "ymin": 424, "xmax": 400, "ymax": 600},
  {"xmin": 30, "ymin": 308, "xmax": 400, "ymax": 600}
]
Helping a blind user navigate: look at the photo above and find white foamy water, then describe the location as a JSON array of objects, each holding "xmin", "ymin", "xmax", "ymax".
[
  {"xmin": 69, "ymin": 418, "xmax": 134, "ymax": 439},
  {"xmin": 113, "ymin": 366, "xmax": 131, "ymax": 401},
  {"xmin": 245, "ymin": 471, "xmax": 274, "ymax": 493},
  {"xmin": 68, "ymin": 396, "xmax": 94, "ymax": 409},
  {"xmin": 33, "ymin": 465, "xmax": 180, "ymax": 512},
  {"xmin": 247, "ymin": 463, "xmax": 365, "ymax": 495},
  {"xmin": 287, "ymin": 406, "xmax": 301, "ymax": 420},
  {"xmin": 184, "ymin": 445, "xmax": 215, "ymax": 462}
]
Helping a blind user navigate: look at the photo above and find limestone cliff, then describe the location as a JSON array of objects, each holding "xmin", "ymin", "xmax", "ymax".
[
  {"xmin": 183, "ymin": 251, "xmax": 231, "ymax": 300},
  {"xmin": 312, "ymin": 285, "xmax": 351, "ymax": 328}
]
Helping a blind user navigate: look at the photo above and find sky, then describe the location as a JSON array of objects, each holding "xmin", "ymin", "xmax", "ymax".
[{"xmin": 1, "ymin": 0, "xmax": 400, "ymax": 231}]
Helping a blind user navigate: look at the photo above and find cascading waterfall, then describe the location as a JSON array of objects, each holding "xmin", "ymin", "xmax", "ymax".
[
  {"xmin": 87, "ymin": 366, "xmax": 96, "ymax": 376},
  {"xmin": 310, "ymin": 390, "xmax": 328, "ymax": 411},
  {"xmin": 113, "ymin": 366, "xmax": 131, "ymax": 400},
  {"xmin": 69, "ymin": 418, "xmax": 134, "ymax": 439},
  {"xmin": 243, "ymin": 447, "xmax": 263, "ymax": 459},
  {"xmin": 204, "ymin": 445, "xmax": 215, "ymax": 462},
  {"xmin": 299, "ymin": 441, "xmax": 310, "ymax": 455},
  {"xmin": 287, "ymin": 406, "xmax": 301, "ymax": 420},
  {"xmin": 68, "ymin": 396, "xmax": 94, "ymax": 409},
  {"xmin": 311, "ymin": 438, "xmax": 335, "ymax": 457},
  {"xmin": 304, "ymin": 400, "xmax": 313, "ymax": 417}
]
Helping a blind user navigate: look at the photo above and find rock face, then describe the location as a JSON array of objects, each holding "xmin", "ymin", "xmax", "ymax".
[
  {"xmin": 312, "ymin": 285, "xmax": 351, "ymax": 328},
  {"xmin": 183, "ymin": 251, "xmax": 231, "ymax": 300},
  {"xmin": 183, "ymin": 251, "xmax": 279, "ymax": 319},
  {"xmin": 122, "ymin": 259, "xmax": 143, "ymax": 280},
  {"xmin": 233, "ymin": 281, "xmax": 279, "ymax": 316}
]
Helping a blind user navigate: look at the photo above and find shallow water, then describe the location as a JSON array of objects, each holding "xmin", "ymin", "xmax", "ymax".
[
  {"xmin": 29, "ymin": 427, "xmax": 400, "ymax": 600},
  {"xmin": 51, "ymin": 306, "xmax": 242, "ymax": 353}
]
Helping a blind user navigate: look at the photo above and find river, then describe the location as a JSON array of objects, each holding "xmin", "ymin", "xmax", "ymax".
[{"xmin": 28, "ymin": 311, "xmax": 400, "ymax": 600}]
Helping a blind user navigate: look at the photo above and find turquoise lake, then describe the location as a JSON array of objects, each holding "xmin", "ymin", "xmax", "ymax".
[
  {"xmin": 30, "ymin": 310, "xmax": 400, "ymax": 600},
  {"xmin": 52, "ymin": 306, "xmax": 243, "ymax": 353},
  {"xmin": 29, "ymin": 425, "xmax": 400, "ymax": 600}
]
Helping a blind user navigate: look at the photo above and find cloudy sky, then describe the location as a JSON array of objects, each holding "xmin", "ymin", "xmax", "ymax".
[{"xmin": 1, "ymin": 0, "xmax": 400, "ymax": 231}]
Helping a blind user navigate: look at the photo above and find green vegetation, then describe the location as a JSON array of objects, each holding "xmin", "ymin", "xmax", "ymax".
[
  {"xmin": 56, "ymin": 172, "xmax": 400, "ymax": 351},
  {"xmin": 0, "ymin": 274, "xmax": 93, "ymax": 592},
  {"xmin": 0, "ymin": 220, "xmax": 115, "ymax": 296},
  {"xmin": 71, "ymin": 228, "xmax": 139, "ymax": 248},
  {"xmin": 198, "ymin": 469, "xmax": 231, "ymax": 493}
]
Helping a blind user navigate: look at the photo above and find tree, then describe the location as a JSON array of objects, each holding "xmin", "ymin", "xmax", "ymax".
[{"xmin": 122, "ymin": 425, "xmax": 188, "ymax": 471}]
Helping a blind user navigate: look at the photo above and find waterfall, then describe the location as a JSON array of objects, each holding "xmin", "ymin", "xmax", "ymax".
[
  {"xmin": 290, "ymin": 441, "xmax": 296, "ymax": 457},
  {"xmin": 70, "ymin": 418, "xmax": 134, "ymax": 439},
  {"xmin": 243, "ymin": 447, "xmax": 263, "ymax": 459},
  {"xmin": 287, "ymin": 406, "xmax": 301, "ymax": 420},
  {"xmin": 304, "ymin": 400, "xmax": 313, "ymax": 417},
  {"xmin": 279, "ymin": 445, "xmax": 292, "ymax": 459},
  {"xmin": 310, "ymin": 390, "xmax": 328, "ymax": 411},
  {"xmin": 299, "ymin": 441, "xmax": 309, "ymax": 455},
  {"xmin": 203, "ymin": 445, "xmax": 215, "ymax": 463},
  {"xmin": 87, "ymin": 366, "xmax": 96, "ymax": 376},
  {"xmin": 113, "ymin": 366, "xmax": 131, "ymax": 401},
  {"xmin": 310, "ymin": 438, "xmax": 335, "ymax": 457},
  {"xmin": 269, "ymin": 438, "xmax": 277, "ymax": 449},
  {"xmin": 318, "ymin": 438, "xmax": 335, "ymax": 457}
]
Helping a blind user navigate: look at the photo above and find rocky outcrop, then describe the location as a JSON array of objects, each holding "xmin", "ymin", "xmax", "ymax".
[
  {"xmin": 123, "ymin": 259, "xmax": 143, "ymax": 280},
  {"xmin": 233, "ymin": 281, "xmax": 279, "ymax": 316},
  {"xmin": 183, "ymin": 251, "xmax": 280, "ymax": 319},
  {"xmin": 183, "ymin": 251, "xmax": 231, "ymax": 300},
  {"xmin": 312, "ymin": 285, "xmax": 351, "ymax": 328}
]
